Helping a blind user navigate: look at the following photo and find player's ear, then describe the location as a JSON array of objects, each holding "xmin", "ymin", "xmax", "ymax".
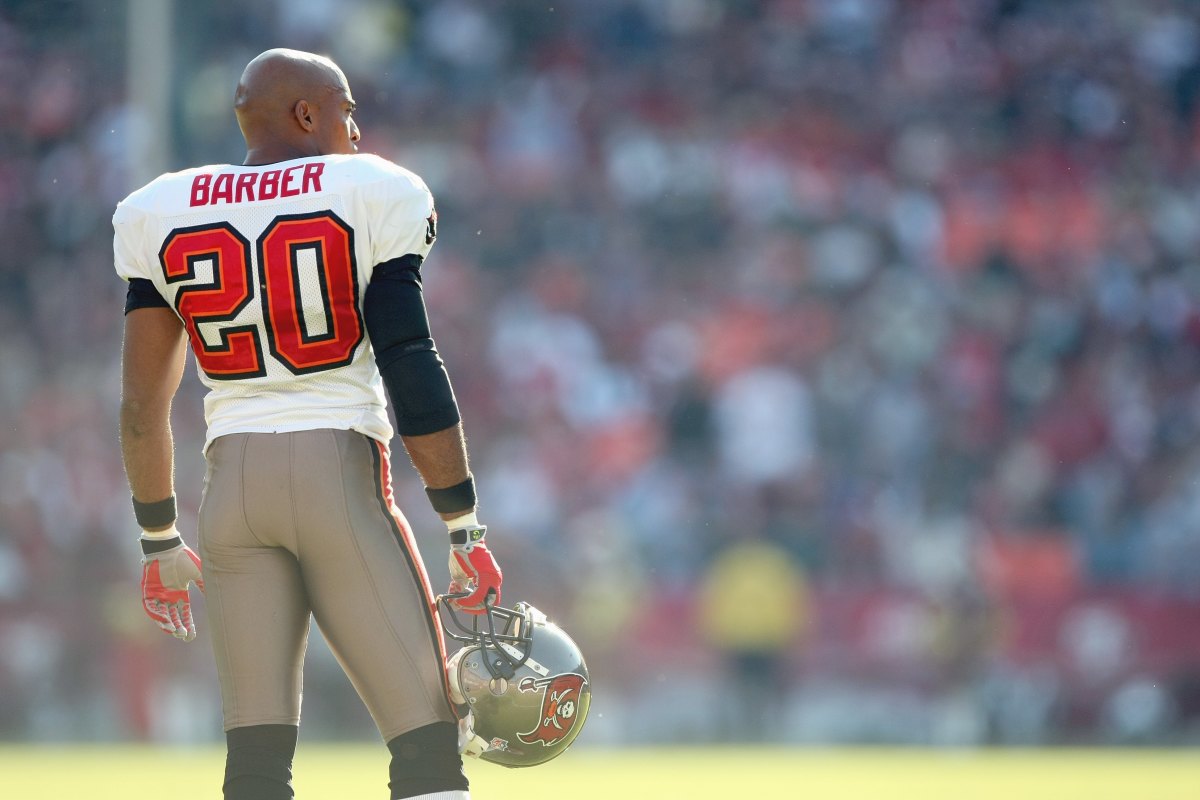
[{"xmin": 294, "ymin": 100, "xmax": 315, "ymax": 132}]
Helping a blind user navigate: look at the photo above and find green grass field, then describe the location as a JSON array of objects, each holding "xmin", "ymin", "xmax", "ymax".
[{"xmin": 0, "ymin": 745, "xmax": 1197, "ymax": 799}]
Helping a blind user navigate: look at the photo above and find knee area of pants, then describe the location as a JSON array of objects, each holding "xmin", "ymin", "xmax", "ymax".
[{"xmin": 387, "ymin": 721, "xmax": 468, "ymax": 799}]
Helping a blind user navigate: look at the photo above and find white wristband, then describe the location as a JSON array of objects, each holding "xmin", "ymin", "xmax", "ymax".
[
  {"xmin": 140, "ymin": 524, "xmax": 181, "ymax": 541},
  {"xmin": 445, "ymin": 511, "xmax": 479, "ymax": 531}
]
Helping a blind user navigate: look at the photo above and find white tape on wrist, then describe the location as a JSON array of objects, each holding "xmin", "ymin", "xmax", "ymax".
[
  {"xmin": 140, "ymin": 524, "xmax": 181, "ymax": 541},
  {"xmin": 444, "ymin": 511, "xmax": 479, "ymax": 531}
]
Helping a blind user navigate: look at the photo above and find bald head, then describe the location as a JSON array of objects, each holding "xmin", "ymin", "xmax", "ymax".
[{"xmin": 234, "ymin": 49, "xmax": 360, "ymax": 164}]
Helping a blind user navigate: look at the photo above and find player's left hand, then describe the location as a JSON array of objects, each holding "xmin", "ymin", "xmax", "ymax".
[
  {"xmin": 448, "ymin": 523, "xmax": 502, "ymax": 615},
  {"xmin": 140, "ymin": 530, "xmax": 205, "ymax": 641}
]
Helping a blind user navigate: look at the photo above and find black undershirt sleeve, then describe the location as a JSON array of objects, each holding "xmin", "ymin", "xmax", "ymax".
[
  {"xmin": 363, "ymin": 254, "xmax": 462, "ymax": 436},
  {"xmin": 124, "ymin": 278, "xmax": 170, "ymax": 315}
]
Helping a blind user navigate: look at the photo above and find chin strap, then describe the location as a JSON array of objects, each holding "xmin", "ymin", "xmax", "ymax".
[{"xmin": 456, "ymin": 711, "xmax": 491, "ymax": 758}]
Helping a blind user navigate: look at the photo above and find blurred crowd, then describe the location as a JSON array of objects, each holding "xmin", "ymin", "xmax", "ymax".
[{"xmin": 2, "ymin": 0, "xmax": 1200, "ymax": 746}]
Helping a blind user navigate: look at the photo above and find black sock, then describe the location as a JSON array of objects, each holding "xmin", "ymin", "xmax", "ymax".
[
  {"xmin": 387, "ymin": 721, "xmax": 469, "ymax": 799},
  {"xmin": 224, "ymin": 723, "xmax": 299, "ymax": 800}
]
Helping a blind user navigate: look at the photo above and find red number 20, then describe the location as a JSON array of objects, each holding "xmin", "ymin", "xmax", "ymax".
[{"xmin": 158, "ymin": 211, "xmax": 364, "ymax": 380}]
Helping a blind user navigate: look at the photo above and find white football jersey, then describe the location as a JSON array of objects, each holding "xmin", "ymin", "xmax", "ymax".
[{"xmin": 113, "ymin": 154, "xmax": 436, "ymax": 450}]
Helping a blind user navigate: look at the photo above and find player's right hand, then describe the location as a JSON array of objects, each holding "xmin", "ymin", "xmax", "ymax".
[
  {"xmin": 448, "ymin": 523, "xmax": 502, "ymax": 615},
  {"xmin": 140, "ymin": 530, "xmax": 205, "ymax": 641}
]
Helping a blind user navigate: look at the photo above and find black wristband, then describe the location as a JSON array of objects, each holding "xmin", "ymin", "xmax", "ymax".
[
  {"xmin": 425, "ymin": 476, "xmax": 476, "ymax": 514},
  {"xmin": 133, "ymin": 494, "xmax": 177, "ymax": 529},
  {"xmin": 140, "ymin": 535, "xmax": 183, "ymax": 556}
]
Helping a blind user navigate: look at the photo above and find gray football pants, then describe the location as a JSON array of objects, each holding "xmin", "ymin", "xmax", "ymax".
[{"xmin": 198, "ymin": 429, "xmax": 456, "ymax": 741}]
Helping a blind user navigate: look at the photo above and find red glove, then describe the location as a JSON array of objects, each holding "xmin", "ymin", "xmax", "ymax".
[
  {"xmin": 140, "ymin": 531, "xmax": 205, "ymax": 641},
  {"xmin": 448, "ymin": 524, "xmax": 502, "ymax": 614}
]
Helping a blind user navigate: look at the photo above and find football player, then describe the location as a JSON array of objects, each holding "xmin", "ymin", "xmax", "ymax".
[{"xmin": 115, "ymin": 48, "xmax": 502, "ymax": 800}]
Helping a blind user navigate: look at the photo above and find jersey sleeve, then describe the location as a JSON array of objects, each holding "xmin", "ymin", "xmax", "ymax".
[
  {"xmin": 363, "ymin": 167, "xmax": 437, "ymax": 270},
  {"xmin": 112, "ymin": 202, "xmax": 154, "ymax": 282}
]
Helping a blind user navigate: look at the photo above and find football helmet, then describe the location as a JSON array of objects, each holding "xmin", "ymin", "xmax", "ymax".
[{"xmin": 438, "ymin": 594, "xmax": 591, "ymax": 768}]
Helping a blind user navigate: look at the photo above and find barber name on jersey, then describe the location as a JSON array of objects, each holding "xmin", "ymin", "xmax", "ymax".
[{"xmin": 190, "ymin": 162, "xmax": 326, "ymax": 206}]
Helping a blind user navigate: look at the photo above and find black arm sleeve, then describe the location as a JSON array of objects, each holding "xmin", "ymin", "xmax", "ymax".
[
  {"xmin": 124, "ymin": 278, "xmax": 170, "ymax": 315},
  {"xmin": 363, "ymin": 254, "xmax": 462, "ymax": 436}
]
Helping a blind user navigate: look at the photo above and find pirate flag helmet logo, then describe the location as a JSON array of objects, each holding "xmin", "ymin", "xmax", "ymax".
[
  {"xmin": 517, "ymin": 673, "xmax": 588, "ymax": 746},
  {"xmin": 439, "ymin": 595, "xmax": 592, "ymax": 768}
]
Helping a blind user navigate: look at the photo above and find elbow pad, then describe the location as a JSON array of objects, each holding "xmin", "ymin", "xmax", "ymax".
[{"xmin": 364, "ymin": 256, "xmax": 461, "ymax": 436}]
